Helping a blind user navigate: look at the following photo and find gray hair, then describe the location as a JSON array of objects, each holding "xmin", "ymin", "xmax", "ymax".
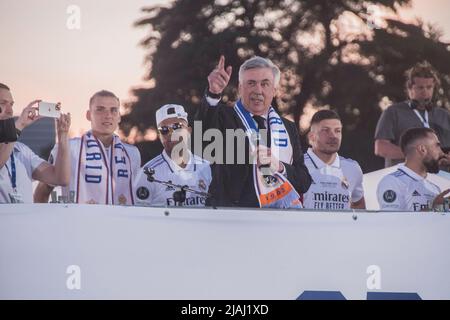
[{"xmin": 238, "ymin": 56, "xmax": 281, "ymax": 87}]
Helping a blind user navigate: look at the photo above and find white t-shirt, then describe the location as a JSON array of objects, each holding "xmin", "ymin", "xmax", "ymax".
[
  {"xmin": 0, "ymin": 142, "xmax": 45, "ymax": 203},
  {"xmin": 303, "ymin": 149, "xmax": 364, "ymax": 210},
  {"xmin": 49, "ymin": 138, "xmax": 141, "ymax": 203},
  {"xmin": 377, "ymin": 164, "xmax": 441, "ymax": 211},
  {"xmin": 134, "ymin": 150, "xmax": 211, "ymax": 207}
]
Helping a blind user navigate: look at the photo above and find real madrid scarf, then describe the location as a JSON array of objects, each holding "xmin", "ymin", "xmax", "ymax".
[
  {"xmin": 76, "ymin": 131, "xmax": 134, "ymax": 205},
  {"xmin": 234, "ymin": 100, "xmax": 302, "ymax": 208}
]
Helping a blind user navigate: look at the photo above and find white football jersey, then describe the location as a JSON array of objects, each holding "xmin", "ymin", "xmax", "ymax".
[
  {"xmin": 377, "ymin": 165, "xmax": 441, "ymax": 211},
  {"xmin": 303, "ymin": 149, "xmax": 364, "ymax": 210},
  {"xmin": 134, "ymin": 150, "xmax": 211, "ymax": 207},
  {"xmin": 49, "ymin": 138, "xmax": 141, "ymax": 203},
  {"xmin": 0, "ymin": 142, "xmax": 45, "ymax": 203}
]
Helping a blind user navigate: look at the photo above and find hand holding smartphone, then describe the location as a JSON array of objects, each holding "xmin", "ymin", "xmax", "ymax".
[{"xmin": 38, "ymin": 101, "xmax": 61, "ymax": 118}]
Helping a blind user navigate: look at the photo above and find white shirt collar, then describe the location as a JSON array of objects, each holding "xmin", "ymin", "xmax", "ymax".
[
  {"xmin": 307, "ymin": 148, "xmax": 340, "ymax": 169},
  {"xmin": 162, "ymin": 149, "xmax": 195, "ymax": 172},
  {"xmin": 398, "ymin": 164, "xmax": 426, "ymax": 181},
  {"xmin": 249, "ymin": 112, "xmax": 268, "ymax": 120}
]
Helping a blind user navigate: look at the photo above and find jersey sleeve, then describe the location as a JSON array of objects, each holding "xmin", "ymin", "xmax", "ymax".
[
  {"xmin": 17, "ymin": 143, "xmax": 45, "ymax": 177},
  {"xmin": 133, "ymin": 167, "xmax": 154, "ymax": 207},
  {"xmin": 49, "ymin": 138, "xmax": 80, "ymax": 164},
  {"xmin": 351, "ymin": 162, "xmax": 364, "ymax": 203},
  {"xmin": 376, "ymin": 175, "xmax": 405, "ymax": 211}
]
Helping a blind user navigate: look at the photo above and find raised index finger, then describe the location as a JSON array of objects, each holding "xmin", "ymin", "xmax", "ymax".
[{"xmin": 217, "ymin": 55, "xmax": 225, "ymax": 71}]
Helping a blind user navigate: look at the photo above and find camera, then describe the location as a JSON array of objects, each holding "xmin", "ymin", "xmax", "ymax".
[
  {"xmin": 38, "ymin": 101, "xmax": 61, "ymax": 118},
  {"xmin": 0, "ymin": 118, "xmax": 18, "ymax": 143}
]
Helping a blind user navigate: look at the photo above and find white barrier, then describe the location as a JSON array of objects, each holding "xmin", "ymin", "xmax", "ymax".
[{"xmin": 1, "ymin": 204, "xmax": 449, "ymax": 299}]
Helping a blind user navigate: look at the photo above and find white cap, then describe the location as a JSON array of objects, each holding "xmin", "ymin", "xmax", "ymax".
[{"xmin": 155, "ymin": 104, "xmax": 188, "ymax": 126}]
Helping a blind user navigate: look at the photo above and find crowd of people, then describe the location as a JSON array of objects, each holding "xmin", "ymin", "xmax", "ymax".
[{"xmin": 1, "ymin": 57, "xmax": 449, "ymax": 211}]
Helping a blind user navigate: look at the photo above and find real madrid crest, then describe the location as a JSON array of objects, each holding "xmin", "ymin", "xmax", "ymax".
[
  {"xmin": 262, "ymin": 174, "xmax": 279, "ymax": 187},
  {"xmin": 118, "ymin": 194, "xmax": 127, "ymax": 205},
  {"xmin": 341, "ymin": 177, "xmax": 349, "ymax": 189},
  {"xmin": 198, "ymin": 179, "xmax": 207, "ymax": 191}
]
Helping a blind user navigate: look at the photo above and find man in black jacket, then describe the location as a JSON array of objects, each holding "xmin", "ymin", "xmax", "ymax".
[{"xmin": 195, "ymin": 56, "xmax": 311, "ymax": 208}]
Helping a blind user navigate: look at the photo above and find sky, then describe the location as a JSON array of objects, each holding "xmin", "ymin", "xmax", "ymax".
[{"xmin": 1, "ymin": 0, "xmax": 449, "ymax": 136}]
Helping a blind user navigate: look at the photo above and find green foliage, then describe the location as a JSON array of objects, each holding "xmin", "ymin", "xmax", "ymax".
[{"xmin": 122, "ymin": 0, "xmax": 450, "ymax": 171}]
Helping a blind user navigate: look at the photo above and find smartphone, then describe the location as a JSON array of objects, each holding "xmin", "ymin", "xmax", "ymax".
[{"xmin": 38, "ymin": 101, "xmax": 61, "ymax": 118}]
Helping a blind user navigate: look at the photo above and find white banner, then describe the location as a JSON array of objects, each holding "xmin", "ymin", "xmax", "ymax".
[{"xmin": 0, "ymin": 204, "xmax": 449, "ymax": 299}]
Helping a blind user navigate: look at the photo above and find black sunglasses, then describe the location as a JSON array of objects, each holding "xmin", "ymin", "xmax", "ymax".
[{"xmin": 158, "ymin": 122, "xmax": 186, "ymax": 135}]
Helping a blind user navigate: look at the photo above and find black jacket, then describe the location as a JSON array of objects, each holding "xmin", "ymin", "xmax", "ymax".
[{"xmin": 194, "ymin": 99, "xmax": 312, "ymax": 207}]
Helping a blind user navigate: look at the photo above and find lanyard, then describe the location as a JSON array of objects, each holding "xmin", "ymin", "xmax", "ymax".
[
  {"xmin": 5, "ymin": 154, "xmax": 17, "ymax": 190},
  {"xmin": 412, "ymin": 109, "xmax": 430, "ymax": 128},
  {"xmin": 409, "ymin": 101, "xmax": 430, "ymax": 128}
]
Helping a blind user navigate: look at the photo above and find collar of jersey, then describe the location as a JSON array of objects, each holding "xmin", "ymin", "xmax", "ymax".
[
  {"xmin": 397, "ymin": 164, "xmax": 426, "ymax": 181},
  {"xmin": 161, "ymin": 149, "xmax": 195, "ymax": 172},
  {"xmin": 12, "ymin": 142, "xmax": 24, "ymax": 154},
  {"xmin": 307, "ymin": 148, "xmax": 340, "ymax": 169}
]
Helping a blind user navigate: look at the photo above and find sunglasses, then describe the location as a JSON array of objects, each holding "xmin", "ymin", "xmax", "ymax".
[{"xmin": 158, "ymin": 122, "xmax": 186, "ymax": 135}]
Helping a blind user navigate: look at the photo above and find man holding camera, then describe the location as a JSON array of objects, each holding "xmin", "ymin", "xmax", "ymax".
[
  {"xmin": 34, "ymin": 90, "xmax": 141, "ymax": 205},
  {"xmin": 133, "ymin": 104, "xmax": 211, "ymax": 207},
  {"xmin": 0, "ymin": 83, "xmax": 71, "ymax": 203},
  {"xmin": 374, "ymin": 61, "xmax": 450, "ymax": 168}
]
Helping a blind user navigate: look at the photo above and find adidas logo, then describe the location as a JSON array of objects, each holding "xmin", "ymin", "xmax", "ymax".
[{"xmin": 412, "ymin": 190, "xmax": 421, "ymax": 197}]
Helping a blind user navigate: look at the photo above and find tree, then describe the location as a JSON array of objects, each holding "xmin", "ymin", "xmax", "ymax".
[{"xmin": 121, "ymin": 0, "xmax": 450, "ymax": 171}]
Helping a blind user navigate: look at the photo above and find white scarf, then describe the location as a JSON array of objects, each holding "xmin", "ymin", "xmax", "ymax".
[
  {"xmin": 234, "ymin": 100, "xmax": 302, "ymax": 208},
  {"xmin": 76, "ymin": 131, "xmax": 134, "ymax": 205}
]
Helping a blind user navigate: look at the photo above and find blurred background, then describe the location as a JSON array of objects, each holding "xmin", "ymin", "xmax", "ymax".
[{"xmin": 1, "ymin": 0, "xmax": 450, "ymax": 171}]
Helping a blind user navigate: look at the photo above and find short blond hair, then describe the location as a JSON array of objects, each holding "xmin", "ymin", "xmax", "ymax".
[{"xmin": 89, "ymin": 90, "xmax": 119, "ymax": 107}]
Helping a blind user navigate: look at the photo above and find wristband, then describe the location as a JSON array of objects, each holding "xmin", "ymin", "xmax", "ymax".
[{"xmin": 205, "ymin": 87, "xmax": 222, "ymax": 99}]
